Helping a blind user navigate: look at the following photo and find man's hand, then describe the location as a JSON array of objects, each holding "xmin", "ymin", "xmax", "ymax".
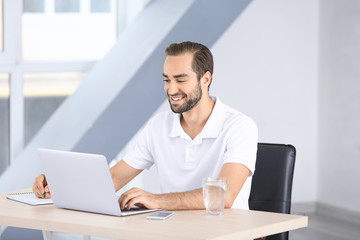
[
  {"xmin": 32, "ymin": 174, "xmax": 51, "ymax": 199},
  {"xmin": 118, "ymin": 188, "xmax": 159, "ymax": 210},
  {"xmin": 118, "ymin": 187, "xmax": 204, "ymax": 211}
]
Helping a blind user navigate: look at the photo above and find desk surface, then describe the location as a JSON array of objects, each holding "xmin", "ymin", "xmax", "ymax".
[{"xmin": 0, "ymin": 190, "xmax": 307, "ymax": 240}]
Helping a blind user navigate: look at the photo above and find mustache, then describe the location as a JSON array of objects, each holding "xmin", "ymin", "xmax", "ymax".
[{"xmin": 167, "ymin": 91, "xmax": 186, "ymax": 97}]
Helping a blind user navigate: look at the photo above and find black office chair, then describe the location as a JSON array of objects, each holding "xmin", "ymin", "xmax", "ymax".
[{"xmin": 249, "ymin": 143, "xmax": 296, "ymax": 240}]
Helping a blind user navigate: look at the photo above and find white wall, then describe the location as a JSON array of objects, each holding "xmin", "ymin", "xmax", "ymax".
[
  {"xmin": 318, "ymin": 0, "xmax": 360, "ymax": 213},
  {"xmin": 128, "ymin": 0, "xmax": 319, "ymax": 204},
  {"xmin": 11, "ymin": 0, "xmax": 360, "ymax": 212},
  {"xmin": 211, "ymin": 0, "xmax": 318, "ymax": 203}
]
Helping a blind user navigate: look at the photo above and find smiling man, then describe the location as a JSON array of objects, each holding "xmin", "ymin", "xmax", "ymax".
[{"xmin": 33, "ymin": 41, "xmax": 258, "ymax": 211}]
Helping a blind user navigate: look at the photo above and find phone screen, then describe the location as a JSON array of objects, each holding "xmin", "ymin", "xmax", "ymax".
[{"xmin": 146, "ymin": 211, "xmax": 174, "ymax": 220}]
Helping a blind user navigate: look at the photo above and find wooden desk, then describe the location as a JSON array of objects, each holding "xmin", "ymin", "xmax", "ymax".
[{"xmin": 0, "ymin": 191, "xmax": 307, "ymax": 240}]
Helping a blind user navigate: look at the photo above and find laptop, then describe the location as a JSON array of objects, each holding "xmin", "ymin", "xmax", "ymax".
[{"xmin": 37, "ymin": 148, "xmax": 159, "ymax": 216}]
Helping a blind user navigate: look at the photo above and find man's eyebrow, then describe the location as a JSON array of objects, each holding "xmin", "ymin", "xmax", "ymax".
[
  {"xmin": 162, "ymin": 73, "xmax": 189, "ymax": 79},
  {"xmin": 173, "ymin": 73, "xmax": 188, "ymax": 78}
]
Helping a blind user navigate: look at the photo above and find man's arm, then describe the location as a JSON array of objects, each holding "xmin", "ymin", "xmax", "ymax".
[
  {"xmin": 218, "ymin": 162, "xmax": 250, "ymax": 208},
  {"xmin": 110, "ymin": 160, "xmax": 143, "ymax": 191},
  {"xmin": 118, "ymin": 162, "xmax": 249, "ymax": 210},
  {"xmin": 119, "ymin": 187, "xmax": 204, "ymax": 210}
]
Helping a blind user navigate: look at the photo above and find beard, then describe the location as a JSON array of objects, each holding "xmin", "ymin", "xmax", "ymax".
[{"xmin": 168, "ymin": 82, "xmax": 202, "ymax": 114}]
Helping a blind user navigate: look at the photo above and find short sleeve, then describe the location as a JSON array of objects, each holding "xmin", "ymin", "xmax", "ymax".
[
  {"xmin": 223, "ymin": 116, "xmax": 258, "ymax": 176},
  {"xmin": 123, "ymin": 120, "xmax": 155, "ymax": 170}
]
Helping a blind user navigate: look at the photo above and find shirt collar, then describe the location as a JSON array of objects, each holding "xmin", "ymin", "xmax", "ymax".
[
  {"xmin": 168, "ymin": 96, "xmax": 227, "ymax": 140},
  {"xmin": 169, "ymin": 113, "xmax": 184, "ymax": 138}
]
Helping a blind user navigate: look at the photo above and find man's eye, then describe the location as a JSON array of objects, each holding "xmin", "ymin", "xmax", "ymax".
[
  {"xmin": 163, "ymin": 79, "xmax": 170, "ymax": 83},
  {"xmin": 177, "ymin": 80, "xmax": 185, "ymax": 83}
]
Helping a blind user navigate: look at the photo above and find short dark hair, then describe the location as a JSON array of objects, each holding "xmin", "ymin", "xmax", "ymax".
[{"xmin": 165, "ymin": 41, "xmax": 213, "ymax": 87}]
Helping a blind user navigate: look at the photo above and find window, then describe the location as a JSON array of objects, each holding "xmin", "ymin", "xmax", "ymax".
[
  {"xmin": 0, "ymin": 0, "xmax": 3, "ymax": 52},
  {"xmin": 23, "ymin": 72, "xmax": 85, "ymax": 145},
  {"xmin": 0, "ymin": 73, "xmax": 10, "ymax": 174},
  {"xmin": 1, "ymin": 0, "xmax": 150, "ymax": 165},
  {"xmin": 22, "ymin": 0, "xmax": 116, "ymax": 61},
  {"xmin": 91, "ymin": 0, "xmax": 111, "ymax": 13},
  {"xmin": 23, "ymin": 0, "xmax": 45, "ymax": 13},
  {"xmin": 54, "ymin": 0, "xmax": 80, "ymax": 13}
]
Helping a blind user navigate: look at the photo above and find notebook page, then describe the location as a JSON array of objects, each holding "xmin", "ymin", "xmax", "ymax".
[{"xmin": 6, "ymin": 192, "xmax": 53, "ymax": 206}]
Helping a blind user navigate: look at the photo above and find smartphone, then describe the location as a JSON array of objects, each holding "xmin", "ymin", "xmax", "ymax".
[{"xmin": 146, "ymin": 211, "xmax": 174, "ymax": 220}]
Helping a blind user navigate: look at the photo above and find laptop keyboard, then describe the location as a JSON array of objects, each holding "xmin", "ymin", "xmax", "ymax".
[{"xmin": 122, "ymin": 207, "xmax": 148, "ymax": 212}]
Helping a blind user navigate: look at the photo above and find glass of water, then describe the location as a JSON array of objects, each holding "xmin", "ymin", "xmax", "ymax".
[{"xmin": 202, "ymin": 177, "xmax": 227, "ymax": 216}]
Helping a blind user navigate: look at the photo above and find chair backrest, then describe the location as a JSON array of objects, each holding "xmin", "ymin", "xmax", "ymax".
[{"xmin": 249, "ymin": 143, "xmax": 296, "ymax": 240}]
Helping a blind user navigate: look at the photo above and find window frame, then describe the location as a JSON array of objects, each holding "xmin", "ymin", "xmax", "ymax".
[
  {"xmin": 0, "ymin": 0, "xmax": 95, "ymax": 163},
  {"xmin": 0, "ymin": 0, "xmax": 149, "ymax": 164}
]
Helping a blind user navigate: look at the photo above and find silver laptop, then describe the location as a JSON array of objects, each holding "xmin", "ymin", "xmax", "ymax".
[{"xmin": 38, "ymin": 148, "xmax": 159, "ymax": 216}]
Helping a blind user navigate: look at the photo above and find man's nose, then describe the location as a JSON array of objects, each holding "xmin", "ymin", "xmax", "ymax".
[{"xmin": 166, "ymin": 83, "xmax": 179, "ymax": 95}]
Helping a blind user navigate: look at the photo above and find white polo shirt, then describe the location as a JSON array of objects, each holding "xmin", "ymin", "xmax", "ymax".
[{"xmin": 123, "ymin": 97, "xmax": 258, "ymax": 209}]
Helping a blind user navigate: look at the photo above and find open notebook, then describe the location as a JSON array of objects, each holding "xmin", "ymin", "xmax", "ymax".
[
  {"xmin": 6, "ymin": 192, "xmax": 53, "ymax": 206},
  {"xmin": 37, "ymin": 148, "xmax": 159, "ymax": 216}
]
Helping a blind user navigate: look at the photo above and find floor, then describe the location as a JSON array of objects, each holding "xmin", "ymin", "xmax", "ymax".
[{"xmin": 290, "ymin": 211, "xmax": 360, "ymax": 240}]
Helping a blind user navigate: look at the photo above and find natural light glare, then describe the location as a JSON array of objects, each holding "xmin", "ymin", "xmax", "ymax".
[
  {"xmin": 0, "ymin": 0, "xmax": 3, "ymax": 52},
  {"xmin": 23, "ymin": 72, "xmax": 85, "ymax": 97},
  {"xmin": 0, "ymin": 73, "xmax": 9, "ymax": 97},
  {"xmin": 22, "ymin": 0, "xmax": 116, "ymax": 61}
]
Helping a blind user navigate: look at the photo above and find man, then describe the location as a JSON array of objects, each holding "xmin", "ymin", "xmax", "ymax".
[{"xmin": 33, "ymin": 41, "xmax": 258, "ymax": 211}]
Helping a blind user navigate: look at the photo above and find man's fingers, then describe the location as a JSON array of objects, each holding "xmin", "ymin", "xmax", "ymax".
[
  {"xmin": 119, "ymin": 192, "xmax": 135, "ymax": 209},
  {"xmin": 119, "ymin": 188, "xmax": 141, "ymax": 210},
  {"xmin": 32, "ymin": 174, "xmax": 46, "ymax": 198},
  {"xmin": 118, "ymin": 188, "xmax": 158, "ymax": 210},
  {"xmin": 44, "ymin": 192, "xmax": 52, "ymax": 199},
  {"xmin": 126, "ymin": 197, "xmax": 143, "ymax": 210},
  {"xmin": 32, "ymin": 183, "xmax": 38, "ymax": 197},
  {"xmin": 44, "ymin": 186, "xmax": 51, "ymax": 199},
  {"xmin": 32, "ymin": 180, "xmax": 43, "ymax": 197}
]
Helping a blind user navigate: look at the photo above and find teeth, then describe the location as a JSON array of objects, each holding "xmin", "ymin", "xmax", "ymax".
[{"xmin": 172, "ymin": 97, "xmax": 182, "ymax": 101}]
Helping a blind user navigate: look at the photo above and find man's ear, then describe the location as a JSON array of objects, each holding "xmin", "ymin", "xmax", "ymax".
[{"xmin": 201, "ymin": 71, "xmax": 212, "ymax": 88}]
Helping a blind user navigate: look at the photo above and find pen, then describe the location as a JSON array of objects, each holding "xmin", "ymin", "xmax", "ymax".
[{"xmin": 43, "ymin": 176, "xmax": 47, "ymax": 198}]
